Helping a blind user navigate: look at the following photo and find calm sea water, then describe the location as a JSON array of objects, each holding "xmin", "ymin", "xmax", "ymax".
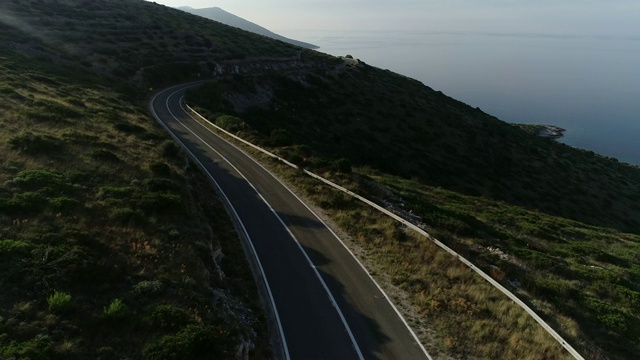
[{"xmin": 297, "ymin": 30, "xmax": 640, "ymax": 165}]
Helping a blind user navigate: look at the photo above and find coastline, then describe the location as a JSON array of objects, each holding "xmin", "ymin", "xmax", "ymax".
[
  {"xmin": 536, "ymin": 125, "xmax": 566, "ymax": 139},
  {"xmin": 514, "ymin": 124, "xmax": 565, "ymax": 140}
]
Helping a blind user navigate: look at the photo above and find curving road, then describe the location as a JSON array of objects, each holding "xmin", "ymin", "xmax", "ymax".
[{"xmin": 150, "ymin": 81, "xmax": 431, "ymax": 360}]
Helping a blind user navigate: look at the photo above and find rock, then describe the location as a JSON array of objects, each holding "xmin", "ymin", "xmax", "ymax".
[{"xmin": 537, "ymin": 125, "xmax": 565, "ymax": 139}]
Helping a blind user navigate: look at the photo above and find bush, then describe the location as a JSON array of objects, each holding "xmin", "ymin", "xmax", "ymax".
[
  {"xmin": 161, "ymin": 141, "xmax": 179, "ymax": 159},
  {"xmin": 9, "ymin": 133, "xmax": 64, "ymax": 155},
  {"xmin": 133, "ymin": 280, "xmax": 164, "ymax": 296},
  {"xmin": 48, "ymin": 291, "xmax": 72, "ymax": 314},
  {"xmin": 333, "ymin": 158, "xmax": 352, "ymax": 173},
  {"xmin": 215, "ymin": 115, "xmax": 245, "ymax": 132},
  {"xmin": 149, "ymin": 305, "xmax": 192, "ymax": 330},
  {"xmin": 97, "ymin": 186, "xmax": 135, "ymax": 199},
  {"xmin": 48, "ymin": 197, "xmax": 81, "ymax": 212},
  {"xmin": 0, "ymin": 240, "xmax": 32, "ymax": 256},
  {"xmin": 23, "ymin": 99, "xmax": 81, "ymax": 123},
  {"xmin": 10, "ymin": 170, "xmax": 68, "ymax": 192},
  {"xmin": 90, "ymin": 149, "xmax": 120, "ymax": 162},
  {"xmin": 114, "ymin": 122, "xmax": 146, "ymax": 135},
  {"xmin": 6, "ymin": 192, "xmax": 48, "ymax": 214},
  {"xmin": 139, "ymin": 194, "xmax": 182, "ymax": 215},
  {"xmin": 143, "ymin": 178, "xmax": 179, "ymax": 192},
  {"xmin": 103, "ymin": 299, "xmax": 128, "ymax": 320},
  {"xmin": 0, "ymin": 334, "xmax": 51, "ymax": 360},
  {"xmin": 149, "ymin": 162, "xmax": 171, "ymax": 178},
  {"xmin": 268, "ymin": 128, "xmax": 292, "ymax": 147},
  {"xmin": 109, "ymin": 208, "xmax": 146, "ymax": 226},
  {"xmin": 142, "ymin": 325, "xmax": 224, "ymax": 360}
]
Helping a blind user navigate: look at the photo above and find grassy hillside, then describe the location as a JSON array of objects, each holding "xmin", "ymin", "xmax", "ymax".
[
  {"xmin": 186, "ymin": 63, "xmax": 640, "ymax": 358},
  {"xmin": 0, "ymin": 0, "xmax": 305, "ymax": 88},
  {"xmin": 0, "ymin": 48, "xmax": 271, "ymax": 360},
  {"xmin": 0, "ymin": 0, "xmax": 309, "ymax": 358}
]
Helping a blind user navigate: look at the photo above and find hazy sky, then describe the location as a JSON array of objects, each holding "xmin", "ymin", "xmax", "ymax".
[{"xmin": 147, "ymin": 0, "xmax": 640, "ymax": 35}]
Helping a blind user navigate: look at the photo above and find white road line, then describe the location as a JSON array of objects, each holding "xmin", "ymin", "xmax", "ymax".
[
  {"xmin": 181, "ymin": 98, "xmax": 434, "ymax": 359},
  {"xmin": 163, "ymin": 88, "xmax": 364, "ymax": 360},
  {"xmin": 167, "ymin": 90, "xmax": 364, "ymax": 360},
  {"xmin": 149, "ymin": 86, "xmax": 291, "ymax": 360}
]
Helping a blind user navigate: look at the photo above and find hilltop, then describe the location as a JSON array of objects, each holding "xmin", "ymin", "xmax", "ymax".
[
  {"xmin": 179, "ymin": 6, "xmax": 319, "ymax": 49},
  {"xmin": 0, "ymin": 0, "xmax": 638, "ymax": 359}
]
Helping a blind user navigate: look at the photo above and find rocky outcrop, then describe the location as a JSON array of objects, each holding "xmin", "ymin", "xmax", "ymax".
[{"xmin": 537, "ymin": 125, "xmax": 565, "ymax": 139}]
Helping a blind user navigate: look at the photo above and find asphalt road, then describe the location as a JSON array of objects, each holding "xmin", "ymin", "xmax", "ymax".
[{"xmin": 150, "ymin": 81, "xmax": 431, "ymax": 360}]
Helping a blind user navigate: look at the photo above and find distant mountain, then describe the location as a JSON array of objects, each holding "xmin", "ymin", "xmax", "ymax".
[{"xmin": 178, "ymin": 6, "xmax": 318, "ymax": 49}]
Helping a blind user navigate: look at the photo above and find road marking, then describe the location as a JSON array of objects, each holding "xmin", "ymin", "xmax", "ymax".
[{"xmin": 149, "ymin": 85, "xmax": 291, "ymax": 360}]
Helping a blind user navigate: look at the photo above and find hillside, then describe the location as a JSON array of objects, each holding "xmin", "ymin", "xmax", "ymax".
[
  {"xmin": 0, "ymin": 0, "xmax": 312, "ymax": 89},
  {"xmin": 0, "ymin": 0, "xmax": 638, "ymax": 359},
  {"xmin": 188, "ymin": 68, "xmax": 640, "ymax": 234},
  {"xmin": 179, "ymin": 6, "xmax": 319, "ymax": 49},
  {"xmin": 0, "ymin": 0, "xmax": 307, "ymax": 358},
  {"xmin": 185, "ymin": 62, "xmax": 640, "ymax": 358}
]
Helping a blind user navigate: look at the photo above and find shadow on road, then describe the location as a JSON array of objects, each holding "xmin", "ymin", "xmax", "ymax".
[
  {"xmin": 301, "ymin": 245, "xmax": 393, "ymax": 360},
  {"xmin": 277, "ymin": 211, "xmax": 327, "ymax": 230}
]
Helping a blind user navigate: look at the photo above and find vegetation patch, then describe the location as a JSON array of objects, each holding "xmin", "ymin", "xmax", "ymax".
[
  {"xmin": 8, "ymin": 133, "xmax": 65, "ymax": 156},
  {"xmin": 47, "ymin": 291, "xmax": 72, "ymax": 314}
]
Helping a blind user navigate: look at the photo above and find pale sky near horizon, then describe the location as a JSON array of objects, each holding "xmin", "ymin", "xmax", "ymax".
[{"xmin": 146, "ymin": 0, "xmax": 640, "ymax": 36}]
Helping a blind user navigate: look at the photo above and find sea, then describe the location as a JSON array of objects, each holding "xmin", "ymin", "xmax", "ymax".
[{"xmin": 296, "ymin": 30, "xmax": 640, "ymax": 165}]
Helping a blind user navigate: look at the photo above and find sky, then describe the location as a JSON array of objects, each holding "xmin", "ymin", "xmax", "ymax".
[{"xmin": 147, "ymin": 0, "xmax": 640, "ymax": 36}]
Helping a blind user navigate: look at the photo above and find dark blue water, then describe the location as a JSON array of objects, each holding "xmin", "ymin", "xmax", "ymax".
[{"xmin": 298, "ymin": 30, "xmax": 640, "ymax": 165}]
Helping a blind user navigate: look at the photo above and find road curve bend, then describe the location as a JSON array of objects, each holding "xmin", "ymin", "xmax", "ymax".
[{"xmin": 150, "ymin": 82, "xmax": 431, "ymax": 360}]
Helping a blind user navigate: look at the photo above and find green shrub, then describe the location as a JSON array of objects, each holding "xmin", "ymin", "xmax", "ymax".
[
  {"xmin": 333, "ymin": 158, "xmax": 352, "ymax": 173},
  {"xmin": 109, "ymin": 208, "xmax": 145, "ymax": 226},
  {"xmin": 114, "ymin": 122, "xmax": 146, "ymax": 135},
  {"xmin": 6, "ymin": 192, "xmax": 48, "ymax": 214},
  {"xmin": 103, "ymin": 299, "xmax": 128, "ymax": 320},
  {"xmin": 10, "ymin": 170, "xmax": 68, "ymax": 192},
  {"xmin": 0, "ymin": 240, "xmax": 32, "ymax": 256},
  {"xmin": 97, "ymin": 186, "xmax": 136, "ymax": 199},
  {"xmin": 149, "ymin": 305, "xmax": 192, "ymax": 330},
  {"xmin": 23, "ymin": 99, "xmax": 81, "ymax": 123},
  {"xmin": 149, "ymin": 162, "xmax": 171, "ymax": 178},
  {"xmin": 161, "ymin": 141, "xmax": 180, "ymax": 159},
  {"xmin": 143, "ymin": 178, "xmax": 179, "ymax": 192},
  {"xmin": 268, "ymin": 128, "xmax": 292, "ymax": 146},
  {"xmin": 139, "ymin": 194, "xmax": 181, "ymax": 215},
  {"xmin": 215, "ymin": 115, "xmax": 245, "ymax": 132},
  {"xmin": 90, "ymin": 149, "xmax": 121, "ymax": 162},
  {"xmin": 142, "ymin": 325, "xmax": 223, "ymax": 360},
  {"xmin": 133, "ymin": 280, "xmax": 164, "ymax": 296},
  {"xmin": 48, "ymin": 197, "xmax": 81, "ymax": 212},
  {"xmin": 48, "ymin": 291, "xmax": 72, "ymax": 314},
  {"xmin": 0, "ymin": 333, "xmax": 51, "ymax": 360},
  {"xmin": 9, "ymin": 133, "xmax": 64, "ymax": 155}
]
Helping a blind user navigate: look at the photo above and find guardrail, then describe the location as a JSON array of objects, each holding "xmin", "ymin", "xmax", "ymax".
[{"xmin": 184, "ymin": 103, "xmax": 585, "ymax": 360}]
